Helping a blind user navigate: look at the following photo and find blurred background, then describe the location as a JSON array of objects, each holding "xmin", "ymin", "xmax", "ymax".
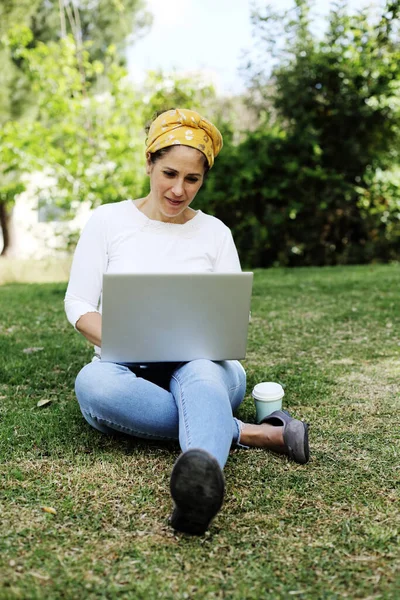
[{"xmin": 0, "ymin": 0, "xmax": 399, "ymax": 271}]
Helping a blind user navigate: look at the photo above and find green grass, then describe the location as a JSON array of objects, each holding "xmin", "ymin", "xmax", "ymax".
[{"xmin": 0, "ymin": 264, "xmax": 399, "ymax": 599}]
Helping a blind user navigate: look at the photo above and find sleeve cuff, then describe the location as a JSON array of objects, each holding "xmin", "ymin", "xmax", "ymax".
[{"xmin": 64, "ymin": 298, "xmax": 101, "ymax": 331}]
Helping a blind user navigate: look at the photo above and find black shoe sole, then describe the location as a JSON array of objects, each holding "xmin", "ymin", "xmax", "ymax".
[{"xmin": 170, "ymin": 449, "xmax": 225, "ymax": 535}]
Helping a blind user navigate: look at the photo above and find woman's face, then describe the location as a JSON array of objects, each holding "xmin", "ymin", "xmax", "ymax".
[{"xmin": 146, "ymin": 145, "xmax": 206, "ymax": 223}]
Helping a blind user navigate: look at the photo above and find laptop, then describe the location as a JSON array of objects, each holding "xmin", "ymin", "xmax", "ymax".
[{"xmin": 101, "ymin": 272, "xmax": 253, "ymax": 363}]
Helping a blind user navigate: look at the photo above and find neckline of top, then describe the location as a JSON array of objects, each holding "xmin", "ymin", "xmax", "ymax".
[{"xmin": 129, "ymin": 200, "xmax": 203, "ymax": 228}]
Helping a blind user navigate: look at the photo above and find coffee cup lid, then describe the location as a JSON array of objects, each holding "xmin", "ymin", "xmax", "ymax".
[{"xmin": 252, "ymin": 382, "xmax": 285, "ymax": 401}]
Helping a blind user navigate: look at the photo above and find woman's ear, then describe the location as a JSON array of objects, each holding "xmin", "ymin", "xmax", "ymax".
[{"xmin": 145, "ymin": 153, "xmax": 152, "ymax": 175}]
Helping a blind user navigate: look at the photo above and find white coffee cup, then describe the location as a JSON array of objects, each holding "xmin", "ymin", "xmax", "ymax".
[{"xmin": 252, "ymin": 382, "xmax": 285, "ymax": 423}]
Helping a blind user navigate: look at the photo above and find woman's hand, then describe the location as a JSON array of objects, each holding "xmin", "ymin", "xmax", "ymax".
[{"xmin": 76, "ymin": 312, "xmax": 102, "ymax": 347}]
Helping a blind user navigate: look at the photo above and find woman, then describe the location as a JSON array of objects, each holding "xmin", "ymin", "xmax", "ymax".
[{"xmin": 65, "ymin": 108, "xmax": 309, "ymax": 536}]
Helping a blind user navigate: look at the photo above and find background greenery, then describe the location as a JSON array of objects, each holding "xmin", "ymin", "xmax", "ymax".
[
  {"xmin": 197, "ymin": 0, "xmax": 400, "ymax": 267},
  {"xmin": 1, "ymin": 0, "xmax": 399, "ymax": 265},
  {"xmin": 1, "ymin": 4, "xmax": 399, "ymax": 597},
  {"xmin": 0, "ymin": 264, "xmax": 399, "ymax": 599}
]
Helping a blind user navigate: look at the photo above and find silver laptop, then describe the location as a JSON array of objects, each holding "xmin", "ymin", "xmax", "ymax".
[{"xmin": 101, "ymin": 272, "xmax": 253, "ymax": 363}]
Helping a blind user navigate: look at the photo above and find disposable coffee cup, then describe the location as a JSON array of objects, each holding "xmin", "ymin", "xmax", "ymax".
[{"xmin": 252, "ymin": 382, "xmax": 285, "ymax": 423}]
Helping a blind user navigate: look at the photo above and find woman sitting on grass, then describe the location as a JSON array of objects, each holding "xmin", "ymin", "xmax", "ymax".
[{"xmin": 64, "ymin": 108, "xmax": 309, "ymax": 536}]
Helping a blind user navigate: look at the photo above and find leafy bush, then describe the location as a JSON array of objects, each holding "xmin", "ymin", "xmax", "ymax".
[{"xmin": 198, "ymin": 0, "xmax": 400, "ymax": 267}]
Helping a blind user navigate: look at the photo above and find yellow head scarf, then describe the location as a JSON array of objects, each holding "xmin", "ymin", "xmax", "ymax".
[{"xmin": 145, "ymin": 108, "xmax": 223, "ymax": 168}]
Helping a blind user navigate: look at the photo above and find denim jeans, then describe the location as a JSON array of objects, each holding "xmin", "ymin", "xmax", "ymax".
[{"xmin": 75, "ymin": 358, "xmax": 247, "ymax": 469}]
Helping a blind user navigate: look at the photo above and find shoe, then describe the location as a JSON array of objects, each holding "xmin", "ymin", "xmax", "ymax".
[
  {"xmin": 170, "ymin": 448, "xmax": 225, "ymax": 535},
  {"xmin": 260, "ymin": 409, "xmax": 310, "ymax": 464}
]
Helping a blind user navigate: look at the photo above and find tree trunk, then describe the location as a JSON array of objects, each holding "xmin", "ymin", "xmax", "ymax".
[{"xmin": 0, "ymin": 203, "xmax": 17, "ymax": 257}]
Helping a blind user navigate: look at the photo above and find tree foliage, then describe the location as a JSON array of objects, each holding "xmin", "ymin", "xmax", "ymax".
[
  {"xmin": 3, "ymin": 0, "xmax": 399, "ymax": 266},
  {"xmin": 1, "ymin": 25, "xmax": 221, "ymax": 251},
  {"xmin": 141, "ymin": 70, "xmax": 217, "ymax": 126},
  {"xmin": 27, "ymin": 0, "xmax": 151, "ymax": 65},
  {"xmin": 0, "ymin": 0, "xmax": 42, "ymax": 121},
  {"xmin": 0, "ymin": 0, "xmax": 148, "ymax": 255},
  {"xmin": 201, "ymin": 0, "xmax": 400, "ymax": 267}
]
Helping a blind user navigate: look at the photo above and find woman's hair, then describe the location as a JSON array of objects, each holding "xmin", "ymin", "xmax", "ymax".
[
  {"xmin": 147, "ymin": 146, "xmax": 210, "ymax": 175},
  {"xmin": 145, "ymin": 109, "xmax": 210, "ymax": 175}
]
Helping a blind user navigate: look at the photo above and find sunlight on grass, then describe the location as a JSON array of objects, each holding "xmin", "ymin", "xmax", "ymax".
[{"xmin": 0, "ymin": 258, "xmax": 71, "ymax": 285}]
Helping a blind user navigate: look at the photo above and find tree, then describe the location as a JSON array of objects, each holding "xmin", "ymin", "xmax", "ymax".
[
  {"xmin": 1, "ymin": 26, "xmax": 228, "ymax": 255},
  {"xmin": 204, "ymin": 0, "xmax": 400, "ymax": 267},
  {"xmin": 0, "ymin": 1, "xmax": 43, "ymax": 255},
  {"xmin": 0, "ymin": 32, "xmax": 145, "ymax": 238},
  {"xmin": 0, "ymin": 0, "xmax": 149, "ymax": 256},
  {"xmin": 29, "ymin": 0, "xmax": 151, "ymax": 65},
  {"xmin": 141, "ymin": 70, "xmax": 217, "ymax": 126},
  {"xmin": 0, "ymin": 0, "xmax": 42, "ymax": 121}
]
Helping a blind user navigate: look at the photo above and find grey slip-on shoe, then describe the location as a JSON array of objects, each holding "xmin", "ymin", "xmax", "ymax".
[{"xmin": 260, "ymin": 409, "xmax": 310, "ymax": 464}]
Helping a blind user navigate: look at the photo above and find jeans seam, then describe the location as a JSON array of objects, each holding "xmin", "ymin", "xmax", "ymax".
[
  {"xmin": 228, "ymin": 382, "xmax": 243, "ymax": 393},
  {"xmin": 171, "ymin": 374, "xmax": 191, "ymax": 449},
  {"xmin": 83, "ymin": 411, "xmax": 178, "ymax": 441}
]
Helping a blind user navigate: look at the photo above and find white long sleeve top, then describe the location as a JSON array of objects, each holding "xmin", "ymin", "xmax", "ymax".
[{"xmin": 64, "ymin": 200, "xmax": 241, "ymax": 353}]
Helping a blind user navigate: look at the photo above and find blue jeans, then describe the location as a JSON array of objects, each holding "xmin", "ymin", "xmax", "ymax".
[{"xmin": 75, "ymin": 358, "xmax": 247, "ymax": 469}]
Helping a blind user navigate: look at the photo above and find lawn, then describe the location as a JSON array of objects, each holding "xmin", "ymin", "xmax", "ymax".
[{"xmin": 0, "ymin": 264, "xmax": 399, "ymax": 599}]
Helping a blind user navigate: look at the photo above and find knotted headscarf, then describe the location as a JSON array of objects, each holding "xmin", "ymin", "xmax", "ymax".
[{"xmin": 145, "ymin": 108, "xmax": 223, "ymax": 168}]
